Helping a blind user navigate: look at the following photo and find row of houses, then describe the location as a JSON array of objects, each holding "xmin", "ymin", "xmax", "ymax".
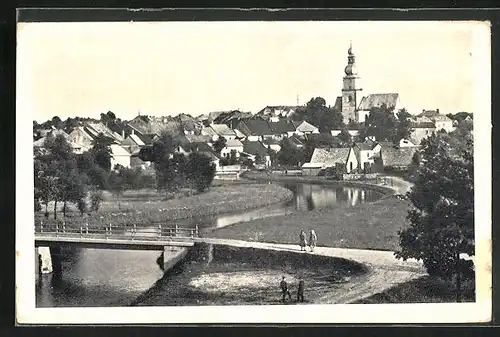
[
  {"xmin": 302, "ymin": 138, "xmax": 420, "ymax": 176},
  {"xmin": 33, "ymin": 104, "xmax": 462, "ymax": 174}
]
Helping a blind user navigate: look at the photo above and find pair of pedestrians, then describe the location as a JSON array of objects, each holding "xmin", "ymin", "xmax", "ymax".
[
  {"xmin": 280, "ymin": 276, "xmax": 305, "ymax": 303},
  {"xmin": 299, "ymin": 229, "xmax": 317, "ymax": 252}
]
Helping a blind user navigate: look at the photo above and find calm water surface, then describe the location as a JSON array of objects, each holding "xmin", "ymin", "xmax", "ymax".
[{"xmin": 35, "ymin": 182, "xmax": 382, "ymax": 307}]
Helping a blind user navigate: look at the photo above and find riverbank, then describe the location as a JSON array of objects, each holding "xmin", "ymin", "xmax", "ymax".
[
  {"xmin": 242, "ymin": 171, "xmax": 413, "ymax": 196},
  {"xmin": 36, "ymin": 183, "xmax": 293, "ymax": 228},
  {"xmin": 132, "ymin": 240, "xmax": 426, "ymax": 306},
  {"xmin": 204, "ymin": 195, "xmax": 411, "ymax": 252}
]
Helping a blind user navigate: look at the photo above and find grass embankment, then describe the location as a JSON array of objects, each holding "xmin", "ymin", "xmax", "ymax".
[
  {"xmin": 355, "ymin": 275, "xmax": 475, "ymax": 303},
  {"xmin": 133, "ymin": 244, "xmax": 366, "ymax": 306},
  {"xmin": 205, "ymin": 196, "xmax": 411, "ymax": 252},
  {"xmin": 36, "ymin": 183, "xmax": 293, "ymax": 228}
]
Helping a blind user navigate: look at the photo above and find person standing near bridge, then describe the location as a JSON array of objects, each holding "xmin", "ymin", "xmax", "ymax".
[
  {"xmin": 309, "ymin": 229, "xmax": 317, "ymax": 252},
  {"xmin": 299, "ymin": 230, "xmax": 307, "ymax": 251}
]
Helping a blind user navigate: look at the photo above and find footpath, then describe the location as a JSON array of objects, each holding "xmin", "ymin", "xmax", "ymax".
[{"xmin": 196, "ymin": 237, "xmax": 426, "ymax": 304}]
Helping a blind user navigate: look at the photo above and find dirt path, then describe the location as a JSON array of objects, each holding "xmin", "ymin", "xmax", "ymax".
[{"xmin": 196, "ymin": 238, "xmax": 427, "ymax": 303}]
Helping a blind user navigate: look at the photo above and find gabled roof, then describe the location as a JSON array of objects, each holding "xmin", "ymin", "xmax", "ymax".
[
  {"xmin": 309, "ymin": 148, "xmax": 351, "ymax": 165},
  {"xmin": 292, "ymin": 120, "xmax": 319, "ymax": 133},
  {"xmin": 268, "ymin": 120, "xmax": 296, "ymax": 134},
  {"xmin": 184, "ymin": 134, "xmax": 212, "ymax": 143},
  {"xmin": 135, "ymin": 133, "xmax": 154, "ymax": 145},
  {"xmin": 234, "ymin": 129, "xmax": 246, "ymax": 139},
  {"xmin": 419, "ymin": 110, "xmax": 440, "ymax": 118},
  {"xmin": 225, "ymin": 139, "xmax": 244, "ymax": 148},
  {"xmin": 185, "ymin": 141, "xmax": 215, "ymax": 153},
  {"xmin": 110, "ymin": 144, "xmax": 131, "ymax": 156},
  {"xmin": 128, "ymin": 133, "xmax": 145, "ymax": 146},
  {"xmin": 256, "ymin": 105, "xmax": 300, "ymax": 116},
  {"xmin": 237, "ymin": 118, "xmax": 273, "ymax": 136},
  {"xmin": 381, "ymin": 147, "xmax": 417, "ymax": 167},
  {"xmin": 358, "ymin": 93, "xmax": 399, "ymax": 111},
  {"xmin": 431, "ymin": 115, "xmax": 453, "ymax": 122},
  {"xmin": 201, "ymin": 126, "xmax": 218, "ymax": 137},
  {"xmin": 242, "ymin": 140, "xmax": 269, "ymax": 157},
  {"xmin": 211, "ymin": 124, "xmax": 237, "ymax": 137},
  {"xmin": 86, "ymin": 122, "xmax": 123, "ymax": 142}
]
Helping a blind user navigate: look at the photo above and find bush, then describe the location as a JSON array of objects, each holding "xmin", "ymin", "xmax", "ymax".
[
  {"xmin": 34, "ymin": 199, "xmax": 42, "ymax": 212},
  {"xmin": 90, "ymin": 189, "xmax": 104, "ymax": 212},
  {"xmin": 77, "ymin": 198, "xmax": 87, "ymax": 216}
]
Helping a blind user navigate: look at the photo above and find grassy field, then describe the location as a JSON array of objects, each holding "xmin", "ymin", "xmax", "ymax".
[
  {"xmin": 355, "ymin": 275, "xmax": 475, "ymax": 303},
  {"xmin": 204, "ymin": 196, "xmax": 412, "ymax": 251},
  {"xmin": 36, "ymin": 183, "xmax": 293, "ymax": 228}
]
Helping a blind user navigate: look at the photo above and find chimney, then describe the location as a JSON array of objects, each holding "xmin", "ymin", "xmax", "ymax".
[
  {"xmin": 436, "ymin": 108, "xmax": 439, "ymax": 114},
  {"xmin": 122, "ymin": 130, "xmax": 125, "ymax": 138},
  {"xmin": 131, "ymin": 129, "xmax": 135, "ymax": 135}
]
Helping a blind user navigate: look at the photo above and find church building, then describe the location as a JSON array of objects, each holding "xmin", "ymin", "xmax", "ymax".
[{"xmin": 334, "ymin": 43, "xmax": 403, "ymax": 124}]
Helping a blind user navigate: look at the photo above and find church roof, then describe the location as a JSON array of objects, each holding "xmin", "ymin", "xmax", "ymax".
[{"xmin": 358, "ymin": 93, "xmax": 399, "ymax": 111}]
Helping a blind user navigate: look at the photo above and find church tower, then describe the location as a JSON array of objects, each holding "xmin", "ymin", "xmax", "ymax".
[{"xmin": 341, "ymin": 42, "xmax": 362, "ymax": 124}]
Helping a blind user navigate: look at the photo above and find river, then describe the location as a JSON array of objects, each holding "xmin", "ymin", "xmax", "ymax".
[{"xmin": 35, "ymin": 182, "xmax": 383, "ymax": 307}]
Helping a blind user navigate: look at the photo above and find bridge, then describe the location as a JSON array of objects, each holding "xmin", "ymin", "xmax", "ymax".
[{"xmin": 35, "ymin": 221, "xmax": 201, "ymax": 250}]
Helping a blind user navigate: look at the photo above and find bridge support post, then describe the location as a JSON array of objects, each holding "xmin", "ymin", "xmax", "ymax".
[
  {"xmin": 37, "ymin": 247, "xmax": 53, "ymax": 274},
  {"xmin": 161, "ymin": 246, "xmax": 189, "ymax": 271}
]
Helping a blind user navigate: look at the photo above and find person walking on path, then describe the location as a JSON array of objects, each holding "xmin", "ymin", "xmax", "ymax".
[
  {"xmin": 280, "ymin": 276, "xmax": 292, "ymax": 303},
  {"xmin": 309, "ymin": 229, "xmax": 317, "ymax": 252},
  {"xmin": 297, "ymin": 278, "xmax": 305, "ymax": 303},
  {"xmin": 299, "ymin": 230, "xmax": 308, "ymax": 251}
]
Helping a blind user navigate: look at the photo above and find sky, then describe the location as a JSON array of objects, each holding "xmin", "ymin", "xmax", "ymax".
[{"xmin": 16, "ymin": 21, "xmax": 490, "ymax": 122}]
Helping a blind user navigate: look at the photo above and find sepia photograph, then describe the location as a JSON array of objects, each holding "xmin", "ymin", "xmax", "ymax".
[{"xmin": 15, "ymin": 11, "xmax": 491, "ymax": 324}]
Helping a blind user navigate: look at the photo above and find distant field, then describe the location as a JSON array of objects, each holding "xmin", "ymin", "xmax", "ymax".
[
  {"xmin": 35, "ymin": 183, "xmax": 293, "ymax": 228},
  {"xmin": 204, "ymin": 196, "xmax": 412, "ymax": 252}
]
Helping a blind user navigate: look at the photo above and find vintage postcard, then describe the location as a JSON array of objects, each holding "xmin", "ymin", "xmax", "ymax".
[{"xmin": 16, "ymin": 12, "xmax": 491, "ymax": 324}]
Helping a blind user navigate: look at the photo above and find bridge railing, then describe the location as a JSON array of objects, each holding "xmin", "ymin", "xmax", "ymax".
[{"xmin": 34, "ymin": 221, "xmax": 200, "ymax": 241}]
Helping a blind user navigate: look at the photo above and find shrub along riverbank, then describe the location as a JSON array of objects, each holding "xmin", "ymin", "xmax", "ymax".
[{"xmin": 36, "ymin": 183, "xmax": 293, "ymax": 228}]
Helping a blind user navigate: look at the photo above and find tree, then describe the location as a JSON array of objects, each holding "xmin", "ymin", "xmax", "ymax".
[
  {"xmin": 212, "ymin": 136, "xmax": 227, "ymax": 154},
  {"xmin": 319, "ymin": 107, "xmax": 344, "ymax": 133},
  {"xmin": 185, "ymin": 152, "xmax": 216, "ymax": 192},
  {"xmin": 395, "ymin": 133, "xmax": 474, "ymax": 302},
  {"xmin": 40, "ymin": 134, "xmax": 77, "ymax": 219},
  {"xmin": 228, "ymin": 150, "xmax": 238, "ymax": 165},
  {"xmin": 108, "ymin": 166, "xmax": 127, "ymax": 210},
  {"xmin": 337, "ymin": 127, "xmax": 353, "ymax": 147},
  {"xmin": 362, "ymin": 104, "xmax": 398, "ymax": 142},
  {"xmin": 77, "ymin": 199, "xmax": 87, "ymax": 217},
  {"xmin": 394, "ymin": 108, "xmax": 413, "ymax": 143},
  {"xmin": 90, "ymin": 133, "xmax": 114, "ymax": 171},
  {"xmin": 277, "ymin": 138, "xmax": 305, "ymax": 167},
  {"xmin": 90, "ymin": 188, "xmax": 104, "ymax": 212},
  {"xmin": 63, "ymin": 117, "xmax": 79, "ymax": 134},
  {"xmin": 51, "ymin": 116, "xmax": 63, "ymax": 129}
]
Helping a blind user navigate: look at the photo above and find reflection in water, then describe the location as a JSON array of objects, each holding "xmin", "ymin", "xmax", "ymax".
[{"xmin": 36, "ymin": 182, "xmax": 382, "ymax": 307}]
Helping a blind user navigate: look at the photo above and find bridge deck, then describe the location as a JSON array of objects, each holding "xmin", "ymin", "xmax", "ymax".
[{"xmin": 35, "ymin": 234, "xmax": 195, "ymax": 250}]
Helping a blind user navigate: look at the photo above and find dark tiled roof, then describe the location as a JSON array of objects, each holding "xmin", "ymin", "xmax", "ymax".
[
  {"xmin": 268, "ymin": 120, "xmax": 296, "ymax": 134},
  {"xmin": 288, "ymin": 135, "xmax": 305, "ymax": 146},
  {"xmin": 358, "ymin": 93, "xmax": 399, "ymax": 110},
  {"xmin": 333, "ymin": 96, "xmax": 342, "ymax": 111},
  {"xmin": 242, "ymin": 140, "xmax": 269, "ymax": 157},
  {"xmin": 239, "ymin": 118, "xmax": 273, "ymax": 136},
  {"xmin": 381, "ymin": 147, "xmax": 417, "ymax": 167}
]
